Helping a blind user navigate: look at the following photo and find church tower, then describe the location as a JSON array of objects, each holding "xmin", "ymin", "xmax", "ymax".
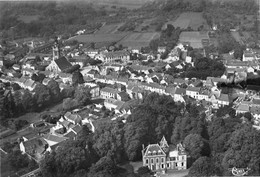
[{"xmin": 53, "ymin": 37, "xmax": 60, "ymax": 60}]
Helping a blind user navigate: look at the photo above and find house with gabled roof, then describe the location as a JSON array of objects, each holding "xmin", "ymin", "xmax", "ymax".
[
  {"xmin": 68, "ymin": 125, "xmax": 82, "ymax": 135},
  {"xmin": 142, "ymin": 137, "xmax": 187, "ymax": 173},
  {"xmin": 64, "ymin": 112, "xmax": 82, "ymax": 125},
  {"xmin": 174, "ymin": 88, "xmax": 186, "ymax": 103},
  {"xmin": 100, "ymin": 87, "xmax": 119, "ymax": 99},
  {"xmin": 104, "ymin": 98, "xmax": 125, "ymax": 111},
  {"xmin": 236, "ymin": 104, "xmax": 250, "ymax": 115},
  {"xmin": 186, "ymin": 86, "xmax": 200, "ymax": 99},
  {"xmin": 198, "ymin": 89, "xmax": 210, "ymax": 101},
  {"xmin": 165, "ymin": 86, "xmax": 175, "ymax": 97},
  {"xmin": 43, "ymin": 134, "xmax": 68, "ymax": 147},
  {"xmin": 20, "ymin": 137, "xmax": 48, "ymax": 161},
  {"xmin": 217, "ymin": 93, "xmax": 231, "ymax": 107}
]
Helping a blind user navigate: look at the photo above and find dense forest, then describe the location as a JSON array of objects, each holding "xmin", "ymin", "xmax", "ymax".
[{"xmin": 38, "ymin": 93, "xmax": 260, "ymax": 177}]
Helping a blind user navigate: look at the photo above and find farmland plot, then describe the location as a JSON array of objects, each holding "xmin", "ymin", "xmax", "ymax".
[
  {"xmin": 96, "ymin": 23, "xmax": 123, "ymax": 34},
  {"xmin": 117, "ymin": 32, "xmax": 160, "ymax": 49},
  {"xmin": 163, "ymin": 12, "xmax": 209, "ymax": 30}
]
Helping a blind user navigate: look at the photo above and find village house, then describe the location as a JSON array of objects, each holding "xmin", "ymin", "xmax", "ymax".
[
  {"xmin": 186, "ymin": 86, "xmax": 201, "ymax": 99},
  {"xmin": 69, "ymin": 56, "xmax": 87, "ymax": 68},
  {"xmin": 20, "ymin": 137, "xmax": 48, "ymax": 161},
  {"xmin": 100, "ymin": 87, "xmax": 119, "ymax": 99},
  {"xmin": 174, "ymin": 88, "xmax": 186, "ymax": 103},
  {"xmin": 198, "ymin": 89, "xmax": 210, "ymax": 101},
  {"xmin": 59, "ymin": 73, "xmax": 72, "ymax": 84},
  {"xmin": 43, "ymin": 134, "xmax": 68, "ymax": 147},
  {"xmin": 84, "ymin": 83, "xmax": 100, "ymax": 97},
  {"xmin": 158, "ymin": 46, "xmax": 167, "ymax": 54},
  {"xmin": 217, "ymin": 93, "xmax": 231, "ymax": 107},
  {"xmin": 64, "ymin": 112, "xmax": 82, "ymax": 125},
  {"xmin": 236, "ymin": 104, "xmax": 250, "ymax": 115},
  {"xmin": 95, "ymin": 50, "xmax": 130, "ymax": 63},
  {"xmin": 104, "ymin": 98, "xmax": 125, "ymax": 111},
  {"xmin": 83, "ymin": 48, "xmax": 99, "ymax": 58},
  {"xmin": 142, "ymin": 137, "xmax": 187, "ymax": 172},
  {"xmin": 116, "ymin": 91, "xmax": 130, "ymax": 102},
  {"xmin": 242, "ymin": 50, "xmax": 256, "ymax": 61}
]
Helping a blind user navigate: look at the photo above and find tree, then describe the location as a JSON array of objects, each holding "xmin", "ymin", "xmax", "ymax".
[
  {"xmin": 11, "ymin": 83, "xmax": 21, "ymax": 91},
  {"xmin": 149, "ymin": 39, "xmax": 160, "ymax": 52},
  {"xmin": 221, "ymin": 124, "xmax": 260, "ymax": 176},
  {"xmin": 74, "ymin": 86, "xmax": 91, "ymax": 106},
  {"xmin": 137, "ymin": 166, "xmax": 152, "ymax": 176},
  {"xmin": 183, "ymin": 134, "xmax": 209, "ymax": 160},
  {"xmin": 21, "ymin": 89, "xmax": 35, "ymax": 112},
  {"xmin": 7, "ymin": 150, "xmax": 30, "ymax": 170},
  {"xmin": 2, "ymin": 142, "xmax": 16, "ymax": 153},
  {"xmin": 62, "ymin": 98, "xmax": 79, "ymax": 111},
  {"xmin": 47, "ymin": 79, "xmax": 61, "ymax": 102},
  {"xmin": 188, "ymin": 157, "xmax": 215, "ymax": 177},
  {"xmin": 41, "ymin": 140, "xmax": 96, "ymax": 177},
  {"xmin": 33, "ymin": 83, "xmax": 51, "ymax": 109},
  {"xmin": 88, "ymin": 155, "xmax": 119, "ymax": 177},
  {"xmin": 72, "ymin": 71, "xmax": 84, "ymax": 86},
  {"xmin": 61, "ymin": 86, "xmax": 75, "ymax": 98}
]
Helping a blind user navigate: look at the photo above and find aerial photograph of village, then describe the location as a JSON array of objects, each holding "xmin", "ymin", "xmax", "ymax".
[{"xmin": 0, "ymin": 0, "xmax": 259, "ymax": 176}]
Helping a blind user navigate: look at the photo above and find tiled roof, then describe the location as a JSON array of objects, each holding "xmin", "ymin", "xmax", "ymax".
[
  {"xmin": 102, "ymin": 50, "xmax": 130, "ymax": 58},
  {"xmin": 165, "ymin": 86, "xmax": 175, "ymax": 95},
  {"xmin": 71, "ymin": 125, "xmax": 82, "ymax": 134},
  {"xmin": 64, "ymin": 112, "xmax": 82, "ymax": 123},
  {"xmin": 186, "ymin": 86, "xmax": 200, "ymax": 92},
  {"xmin": 143, "ymin": 144, "xmax": 166, "ymax": 157},
  {"xmin": 131, "ymin": 65, "xmax": 152, "ymax": 71},
  {"xmin": 237, "ymin": 104, "xmax": 250, "ymax": 112},
  {"xmin": 43, "ymin": 134, "xmax": 68, "ymax": 143},
  {"xmin": 54, "ymin": 56, "xmax": 72, "ymax": 71},
  {"xmin": 24, "ymin": 79, "xmax": 35, "ymax": 87},
  {"xmin": 101, "ymin": 87, "xmax": 119, "ymax": 95},
  {"xmin": 250, "ymin": 106, "xmax": 260, "ymax": 115},
  {"xmin": 218, "ymin": 93, "xmax": 230, "ymax": 102},
  {"xmin": 175, "ymin": 88, "xmax": 186, "ymax": 95},
  {"xmin": 23, "ymin": 137, "xmax": 47, "ymax": 155},
  {"xmin": 117, "ymin": 92, "xmax": 129, "ymax": 100},
  {"xmin": 64, "ymin": 131, "xmax": 77, "ymax": 139},
  {"xmin": 252, "ymin": 98, "xmax": 260, "ymax": 105}
]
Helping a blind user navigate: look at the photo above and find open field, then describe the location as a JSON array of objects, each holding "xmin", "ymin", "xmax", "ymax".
[
  {"xmin": 179, "ymin": 31, "xmax": 210, "ymax": 48},
  {"xmin": 117, "ymin": 32, "xmax": 160, "ymax": 49},
  {"xmin": 163, "ymin": 12, "xmax": 209, "ymax": 30},
  {"xmin": 18, "ymin": 15, "xmax": 40, "ymax": 23},
  {"xmin": 96, "ymin": 23, "xmax": 123, "ymax": 34},
  {"xmin": 69, "ymin": 33, "xmax": 128, "ymax": 43},
  {"xmin": 91, "ymin": 0, "xmax": 149, "ymax": 9}
]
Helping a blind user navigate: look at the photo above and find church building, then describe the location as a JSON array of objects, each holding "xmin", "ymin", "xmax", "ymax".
[{"xmin": 46, "ymin": 38, "xmax": 72, "ymax": 73}]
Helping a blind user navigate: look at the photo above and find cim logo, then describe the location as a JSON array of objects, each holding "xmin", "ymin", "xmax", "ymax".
[{"xmin": 228, "ymin": 167, "xmax": 251, "ymax": 176}]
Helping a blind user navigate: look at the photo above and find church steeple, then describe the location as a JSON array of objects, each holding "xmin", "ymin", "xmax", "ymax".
[{"xmin": 53, "ymin": 36, "xmax": 60, "ymax": 60}]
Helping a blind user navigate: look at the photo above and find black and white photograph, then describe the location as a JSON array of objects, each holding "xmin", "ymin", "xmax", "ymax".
[{"xmin": 0, "ymin": 0, "xmax": 260, "ymax": 176}]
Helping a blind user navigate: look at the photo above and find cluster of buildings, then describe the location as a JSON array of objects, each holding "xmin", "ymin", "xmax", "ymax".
[{"xmin": 1, "ymin": 31, "xmax": 260, "ymax": 174}]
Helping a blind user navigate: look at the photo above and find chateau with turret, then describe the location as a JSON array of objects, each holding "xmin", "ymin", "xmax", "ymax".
[{"xmin": 142, "ymin": 136, "xmax": 187, "ymax": 173}]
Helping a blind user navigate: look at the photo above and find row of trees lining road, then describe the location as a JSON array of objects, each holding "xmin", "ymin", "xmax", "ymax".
[{"xmin": 39, "ymin": 93, "xmax": 260, "ymax": 176}]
